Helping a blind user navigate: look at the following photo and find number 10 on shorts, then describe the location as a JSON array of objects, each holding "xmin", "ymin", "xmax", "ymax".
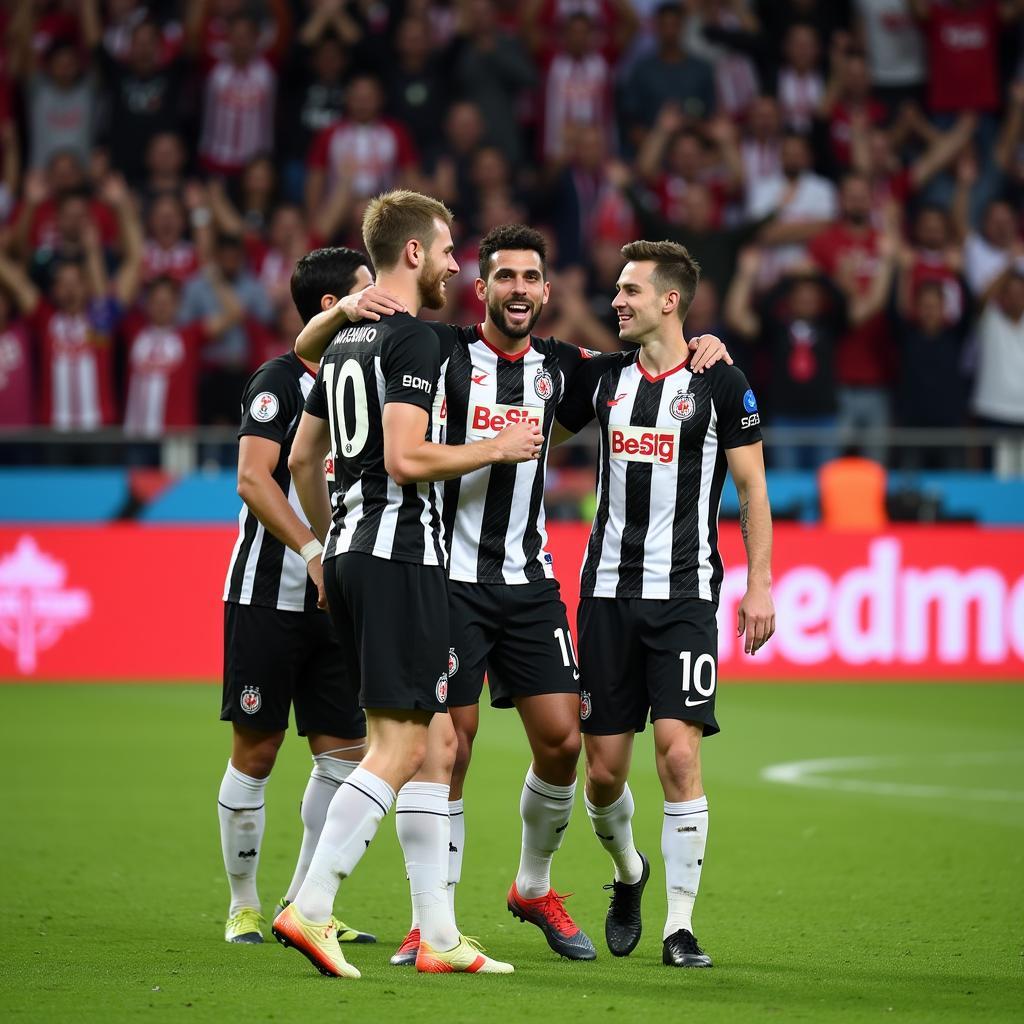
[{"xmin": 680, "ymin": 650, "xmax": 716, "ymax": 706}]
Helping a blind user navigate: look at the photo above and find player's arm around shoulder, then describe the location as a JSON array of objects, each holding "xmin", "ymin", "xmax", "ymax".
[
  {"xmin": 293, "ymin": 284, "xmax": 408, "ymax": 362},
  {"xmin": 714, "ymin": 364, "xmax": 775, "ymax": 655},
  {"xmin": 382, "ymin": 321, "xmax": 542, "ymax": 484},
  {"xmin": 552, "ymin": 346, "xmax": 624, "ymax": 442}
]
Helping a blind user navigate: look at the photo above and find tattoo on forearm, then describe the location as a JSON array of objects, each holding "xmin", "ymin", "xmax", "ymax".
[{"xmin": 739, "ymin": 499, "xmax": 750, "ymax": 543}]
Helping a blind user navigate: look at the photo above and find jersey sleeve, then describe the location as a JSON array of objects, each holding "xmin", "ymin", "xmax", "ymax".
[
  {"xmin": 381, "ymin": 320, "xmax": 440, "ymax": 413},
  {"xmin": 711, "ymin": 364, "xmax": 763, "ymax": 449},
  {"xmin": 238, "ymin": 362, "xmax": 301, "ymax": 443},
  {"xmin": 555, "ymin": 351, "xmax": 605, "ymax": 433},
  {"xmin": 304, "ymin": 366, "xmax": 328, "ymax": 420}
]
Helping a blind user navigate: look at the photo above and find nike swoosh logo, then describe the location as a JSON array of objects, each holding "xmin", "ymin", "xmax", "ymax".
[
  {"xmin": 471, "ymin": 374, "xmax": 488, "ymax": 385},
  {"xmin": 572, "ymin": 670, "xmax": 580, "ymax": 681},
  {"xmin": 684, "ymin": 697, "xmax": 710, "ymax": 707}
]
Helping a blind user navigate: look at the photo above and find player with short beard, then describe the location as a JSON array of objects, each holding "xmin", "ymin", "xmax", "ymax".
[
  {"xmin": 556, "ymin": 240, "xmax": 775, "ymax": 968},
  {"xmin": 276, "ymin": 191, "xmax": 540, "ymax": 978},
  {"xmin": 293, "ymin": 223, "xmax": 732, "ymax": 963}
]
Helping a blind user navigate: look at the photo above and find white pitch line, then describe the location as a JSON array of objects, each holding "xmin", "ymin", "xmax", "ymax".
[{"xmin": 761, "ymin": 752, "xmax": 1024, "ymax": 803}]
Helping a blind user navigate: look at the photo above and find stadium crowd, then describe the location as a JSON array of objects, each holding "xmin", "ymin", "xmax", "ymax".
[{"xmin": 0, "ymin": 0, "xmax": 1023, "ymax": 470}]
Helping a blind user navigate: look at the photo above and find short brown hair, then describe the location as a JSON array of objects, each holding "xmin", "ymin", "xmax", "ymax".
[
  {"xmin": 620, "ymin": 239, "xmax": 701, "ymax": 320},
  {"xmin": 361, "ymin": 189, "xmax": 453, "ymax": 271},
  {"xmin": 478, "ymin": 224, "xmax": 548, "ymax": 280}
]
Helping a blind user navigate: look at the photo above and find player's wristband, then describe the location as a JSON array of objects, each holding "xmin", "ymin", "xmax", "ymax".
[{"xmin": 300, "ymin": 539, "xmax": 323, "ymax": 564}]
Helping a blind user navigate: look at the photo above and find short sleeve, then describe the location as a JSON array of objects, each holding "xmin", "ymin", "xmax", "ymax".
[
  {"xmin": 304, "ymin": 367, "xmax": 328, "ymax": 420},
  {"xmin": 238, "ymin": 363, "xmax": 301, "ymax": 443},
  {"xmin": 381, "ymin": 321, "xmax": 440, "ymax": 413},
  {"xmin": 711, "ymin": 364, "xmax": 763, "ymax": 449},
  {"xmin": 556, "ymin": 351, "xmax": 609, "ymax": 433}
]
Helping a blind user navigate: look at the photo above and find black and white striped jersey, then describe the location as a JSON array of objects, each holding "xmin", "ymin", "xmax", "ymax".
[
  {"xmin": 557, "ymin": 351, "xmax": 763, "ymax": 602},
  {"xmin": 223, "ymin": 352, "xmax": 320, "ymax": 613},
  {"xmin": 304, "ymin": 312, "xmax": 449, "ymax": 566},
  {"xmin": 435, "ymin": 324, "xmax": 586, "ymax": 585}
]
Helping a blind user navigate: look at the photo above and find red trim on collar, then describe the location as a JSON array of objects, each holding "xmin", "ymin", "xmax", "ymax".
[
  {"xmin": 476, "ymin": 324, "xmax": 530, "ymax": 362},
  {"xmin": 637, "ymin": 354, "xmax": 690, "ymax": 383}
]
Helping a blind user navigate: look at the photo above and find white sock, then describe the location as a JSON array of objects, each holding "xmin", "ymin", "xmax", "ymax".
[
  {"xmin": 515, "ymin": 768, "xmax": 576, "ymax": 899},
  {"xmin": 284, "ymin": 756, "xmax": 360, "ymax": 903},
  {"xmin": 218, "ymin": 761, "xmax": 268, "ymax": 916},
  {"xmin": 662, "ymin": 795, "xmax": 709, "ymax": 939},
  {"xmin": 447, "ymin": 799, "xmax": 465, "ymax": 917},
  {"xmin": 294, "ymin": 766, "xmax": 395, "ymax": 922},
  {"xmin": 585, "ymin": 784, "xmax": 644, "ymax": 884},
  {"xmin": 396, "ymin": 782, "xmax": 459, "ymax": 952}
]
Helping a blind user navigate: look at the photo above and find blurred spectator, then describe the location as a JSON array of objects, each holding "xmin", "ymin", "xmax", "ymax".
[
  {"xmin": 99, "ymin": 0, "xmax": 183, "ymax": 65},
  {"xmin": 0, "ymin": 280, "xmax": 34, "ymax": 428},
  {"xmin": 747, "ymin": 133, "xmax": 838, "ymax": 282},
  {"xmin": 122, "ymin": 276, "xmax": 201, "ymax": 437},
  {"xmin": 906, "ymin": 204, "xmax": 969, "ymax": 322},
  {"xmin": 614, "ymin": 160, "xmax": 769, "ymax": 299},
  {"xmin": 889, "ymin": 272, "xmax": 973, "ymax": 465},
  {"xmin": 179, "ymin": 233, "xmax": 273, "ymax": 424},
  {"xmin": 956, "ymin": 154, "xmax": 1024, "ymax": 296},
  {"xmin": 850, "ymin": 108, "xmax": 975, "ymax": 220},
  {"xmin": 387, "ymin": 16, "xmax": 450, "ymax": 160},
  {"xmin": 278, "ymin": 29, "xmax": 349, "ymax": 203},
  {"xmin": 0, "ymin": 177, "xmax": 141, "ymax": 430},
  {"xmin": 17, "ymin": 35, "xmax": 101, "ymax": 171},
  {"xmin": 95, "ymin": 16, "xmax": 190, "ymax": 185},
  {"xmin": 306, "ymin": 73, "xmax": 417, "ymax": 231},
  {"xmin": 10, "ymin": 153, "xmax": 118, "ymax": 261},
  {"xmin": 853, "ymin": 0, "xmax": 926, "ymax": 109},
  {"xmin": 912, "ymin": 0, "xmax": 1008, "ymax": 115},
  {"xmin": 142, "ymin": 131, "xmax": 189, "ymax": 201},
  {"xmin": 971, "ymin": 267, "xmax": 1024, "ymax": 429},
  {"xmin": 198, "ymin": 14, "xmax": 277, "ymax": 176},
  {"xmin": 541, "ymin": 13, "xmax": 613, "ymax": 163},
  {"xmin": 775, "ymin": 24, "xmax": 825, "ymax": 133},
  {"xmin": 209, "ymin": 156, "xmax": 279, "ymax": 239},
  {"xmin": 141, "ymin": 190, "xmax": 206, "ymax": 284},
  {"xmin": 818, "ymin": 46, "xmax": 886, "ymax": 171},
  {"xmin": 621, "ymin": 2, "xmax": 715, "ymax": 137},
  {"xmin": 634, "ymin": 108, "xmax": 742, "ymax": 227},
  {"xmin": 739, "ymin": 95, "xmax": 783, "ymax": 189},
  {"xmin": 727, "ymin": 244, "xmax": 895, "ymax": 468},
  {"xmin": 547, "ymin": 124, "xmax": 632, "ymax": 268},
  {"xmin": 450, "ymin": 0, "xmax": 537, "ymax": 164},
  {"xmin": 683, "ymin": 0, "xmax": 761, "ymax": 120},
  {"xmin": 808, "ymin": 174, "xmax": 899, "ymax": 458},
  {"xmin": 429, "ymin": 101, "xmax": 487, "ymax": 213}
]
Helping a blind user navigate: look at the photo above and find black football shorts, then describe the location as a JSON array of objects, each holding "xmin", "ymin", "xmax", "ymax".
[
  {"xmin": 221, "ymin": 601, "xmax": 366, "ymax": 737},
  {"xmin": 323, "ymin": 551, "xmax": 450, "ymax": 715},
  {"xmin": 577, "ymin": 596, "xmax": 720, "ymax": 737},
  {"xmin": 447, "ymin": 578, "xmax": 580, "ymax": 708}
]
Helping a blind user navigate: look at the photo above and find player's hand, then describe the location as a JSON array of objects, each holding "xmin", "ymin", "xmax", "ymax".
[
  {"xmin": 737, "ymin": 584, "xmax": 775, "ymax": 656},
  {"xmin": 688, "ymin": 334, "xmax": 733, "ymax": 374},
  {"xmin": 306, "ymin": 557, "xmax": 328, "ymax": 610},
  {"xmin": 340, "ymin": 285, "xmax": 407, "ymax": 323},
  {"xmin": 492, "ymin": 421, "xmax": 544, "ymax": 463}
]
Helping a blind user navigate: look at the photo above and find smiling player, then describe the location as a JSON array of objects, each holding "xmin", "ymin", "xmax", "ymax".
[{"xmin": 556, "ymin": 240, "xmax": 775, "ymax": 968}]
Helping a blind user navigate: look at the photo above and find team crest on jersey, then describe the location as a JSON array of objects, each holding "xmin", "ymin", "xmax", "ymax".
[
  {"xmin": 250, "ymin": 392, "xmax": 279, "ymax": 422},
  {"xmin": 240, "ymin": 686, "xmax": 261, "ymax": 715},
  {"xmin": 669, "ymin": 390, "xmax": 696, "ymax": 422},
  {"xmin": 580, "ymin": 690, "xmax": 592, "ymax": 721},
  {"xmin": 533, "ymin": 369, "xmax": 554, "ymax": 402},
  {"xmin": 448, "ymin": 647, "xmax": 459, "ymax": 677},
  {"xmin": 436, "ymin": 673, "xmax": 449, "ymax": 703}
]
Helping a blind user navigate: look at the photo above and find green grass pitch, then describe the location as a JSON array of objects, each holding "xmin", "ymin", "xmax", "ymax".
[{"xmin": 1, "ymin": 683, "xmax": 1021, "ymax": 1023}]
